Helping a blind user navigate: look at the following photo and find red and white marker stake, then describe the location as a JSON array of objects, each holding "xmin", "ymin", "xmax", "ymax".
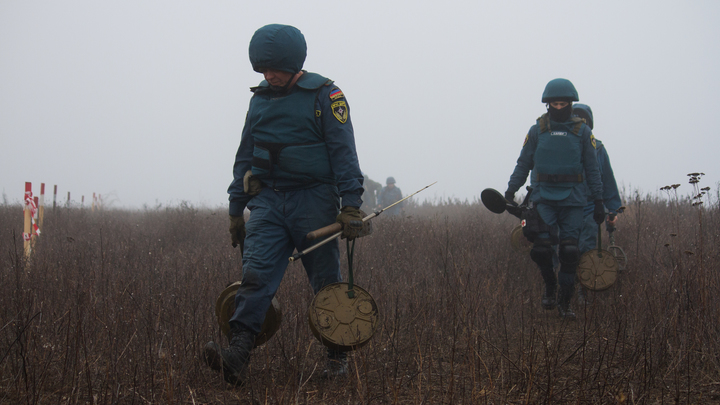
[
  {"xmin": 23, "ymin": 182, "xmax": 40, "ymax": 257},
  {"xmin": 39, "ymin": 183, "xmax": 45, "ymax": 231}
]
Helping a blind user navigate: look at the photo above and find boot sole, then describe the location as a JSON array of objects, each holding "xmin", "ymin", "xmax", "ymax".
[
  {"xmin": 204, "ymin": 342, "xmax": 247, "ymax": 386},
  {"xmin": 541, "ymin": 300, "xmax": 557, "ymax": 310}
]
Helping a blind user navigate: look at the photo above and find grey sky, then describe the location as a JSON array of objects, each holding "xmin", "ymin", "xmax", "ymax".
[{"xmin": 2, "ymin": 1, "xmax": 718, "ymax": 208}]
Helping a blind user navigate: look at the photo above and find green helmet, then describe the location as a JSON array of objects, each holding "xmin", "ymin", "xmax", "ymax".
[
  {"xmin": 249, "ymin": 24, "xmax": 307, "ymax": 74},
  {"xmin": 541, "ymin": 78, "xmax": 579, "ymax": 103}
]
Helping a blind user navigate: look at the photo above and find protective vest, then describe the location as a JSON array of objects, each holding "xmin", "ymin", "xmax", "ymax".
[
  {"xmin": 532, "ymin": 114, "xmax": 587, "ymax": 201},
  {"xmin": 248, "ymin": 72, "xmax": 335, "ymax": 185}
]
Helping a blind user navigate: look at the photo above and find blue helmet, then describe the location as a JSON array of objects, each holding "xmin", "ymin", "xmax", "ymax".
[
  {"xmin": 573, "ymin": 103, "xmax": 594, "ymax": 129},
  {"xmin": 541, "ymin": 78, "xmax": 579, "ymax": 103},
  {"xmin": 249, "ymin": 24, "xmax": 307, "ymax": 74},
  {"xmin": 386, "ymin": 176, "xmax": 396, "ymax": 185}
]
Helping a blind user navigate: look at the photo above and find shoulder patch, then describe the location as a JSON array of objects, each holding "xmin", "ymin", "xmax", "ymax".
[
  {"xmin": 590, "ymin": 134, "xmax": 597, "ymax": 149},
  {"xmin": 523, "ymin": 134, "xmax": 529, "ymax": 146},
  {"xmin": 315, "ymin": 109, "xmax": 321, "ymax": 117},
  {"xmin": 331, "ymin": 100, "xmax": 348, "ymax": 124},
  {"xmin": 329, "ymin": 87, "xmax": 344, "ymax": 101}
]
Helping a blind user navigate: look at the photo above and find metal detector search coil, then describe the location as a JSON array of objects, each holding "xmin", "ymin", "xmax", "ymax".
[
  {"xmin": 578, "ymin": 249, "xmax": 619, "ymax": 291},
  {"xmin": 308, "ymin": 282, "xmax": 379, "ymax": 352},
  {"xmin": 215, "ymin": 281, "xmax": 282, "ymax": 347},
  {"xmin": 578, "ymin": 225, "xmax": 620, "ymax": 291}
]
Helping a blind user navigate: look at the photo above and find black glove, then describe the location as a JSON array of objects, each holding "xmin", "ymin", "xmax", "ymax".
[
  {"xmin": 336, "ymin": 206, "xmax": 363, "ymax": 240},
  {"xmin": 593, "ymin": 200, "xmax": 605, "ymax": 224},
  {"xmin": 504, "ymin": 190, "xmax": 516, "ymax": 204},
  {"xmin": 229, "ymin": 215, "xmax": 246, "ymax": 250}
]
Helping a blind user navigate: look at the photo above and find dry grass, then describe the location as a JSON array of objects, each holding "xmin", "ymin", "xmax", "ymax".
[{"xmin": 1, "ymin": 188, "xmax": 719, "ymax": 404}]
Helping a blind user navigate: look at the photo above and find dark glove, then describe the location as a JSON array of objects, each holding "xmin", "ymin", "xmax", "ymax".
[
  {"xmin": 504, "ymin": 190, "xmax": 515, "ymax": 204},
  {"xmin": 229, "ymin": 215, "xmax": 246, "ymax": 250},
  {"xmin": 336, "ymin": 206, "xmax": 363, "ymax": 240},
  {"xmin": 593, "ymin": 200, "xmax": 605, "ymax": 224},
  {"xmin": 243, "ymin": 170, "xmax": 262, "ymax": 196}
]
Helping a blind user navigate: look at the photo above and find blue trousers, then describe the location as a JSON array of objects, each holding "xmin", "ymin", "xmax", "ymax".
[
  {"xmin": 535, "ymin": 203, "xmax": 583, "ymax": 242},
  {"xmin": 535, "ymin": 203, "xmax": 583, "ymax": 286},
  {"xmin": 230, "ymin": 183, "xmax": 342, "ymax": 334},
  {"xmin": 578, "ymin": 212, "xmax": 599, "ymax": 254}
]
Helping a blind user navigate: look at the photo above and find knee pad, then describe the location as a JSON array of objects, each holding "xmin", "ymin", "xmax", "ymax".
[
  {"xmin": 530, "ymin": 238, "xmax": 554, "ymax": 267},
  {"xmin": 558, "ymin": 239, "xmax": 580, "ymax": 267}
]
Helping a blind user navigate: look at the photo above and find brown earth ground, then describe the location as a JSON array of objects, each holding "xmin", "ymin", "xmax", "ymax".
[{"xmin": 1, "ymin": 188, "xmax": 719, "ymax": 404}]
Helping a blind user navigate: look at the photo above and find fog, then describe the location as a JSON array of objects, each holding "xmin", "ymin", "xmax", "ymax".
[{"xmin": 2, "ymin": 1, "xmax": 718, "ymax": 209}]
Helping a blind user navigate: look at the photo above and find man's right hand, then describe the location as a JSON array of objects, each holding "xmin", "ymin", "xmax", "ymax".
[
  {"xmin": 229, "ymin": 215, "xmax": 246, "ymax": 250},
  {"xmin": 593, "ymin": 200, "xmax": 605, "ymax": 224}
]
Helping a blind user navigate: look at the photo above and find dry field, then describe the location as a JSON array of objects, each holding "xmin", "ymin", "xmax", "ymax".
[{"xmin": 1, "ymin": 187, "xmax": 719, "ymax": 404}]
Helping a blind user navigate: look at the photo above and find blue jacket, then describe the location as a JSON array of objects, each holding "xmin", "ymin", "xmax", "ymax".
[
  {"xmin": 228, "ymin": 72, "xmax": 364, "ymax": 216},
  {"xmin": 507, "ymin": 113, "xmax": 603, "ymax": 206},
  {"xmin": 583, "ymin": 139, "xmax": 622, "ymax": 215}
]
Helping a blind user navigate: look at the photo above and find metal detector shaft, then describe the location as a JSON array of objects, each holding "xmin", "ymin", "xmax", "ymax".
[
  {"xmin": 306, "ymin": 181, "xmax": 437, "ymax": 240},
  {"xmin": 306, "ymin": 211, "xmax": 376, "ymax": 240},
  {"xmin": 290, "ymin": 181, "xmax": 437, "ymax": 262},
  {"xmin": 290, "ymin": 229, "xmax": 343, "ymax": 262},
  {"xmin": 596, "ymin": 225, "xmax": 603, "ymax": 258}
]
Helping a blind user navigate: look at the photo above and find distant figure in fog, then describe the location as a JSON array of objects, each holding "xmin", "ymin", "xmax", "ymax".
[
  {"xmin": 504, "ymin": 78, "xmax": 604, "ymax": 320},
  {"xmin": 378, "ymin": 176, "xmax": 403, "ymax": 216},
  {"xmin": 361, "ymin": 173, "xmax": 382, "ymax": 214}
]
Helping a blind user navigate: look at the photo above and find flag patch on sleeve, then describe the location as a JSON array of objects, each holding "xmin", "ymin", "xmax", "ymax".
[{"xmin": 329, "ymin": 88, "xmax": 344, "ymax": 100}]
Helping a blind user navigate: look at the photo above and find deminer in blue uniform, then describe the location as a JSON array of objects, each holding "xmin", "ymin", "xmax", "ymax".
[
  {"xmin": 572, "ymin": 104, "xmax": 623, "ymax": 301},
  {"xmin": 204, "ymin": 24, "xmax": 365, "ymax": 385},
  {"xmin": 505, "ymin": 79, "xmax": 605, "ymax": 319}
]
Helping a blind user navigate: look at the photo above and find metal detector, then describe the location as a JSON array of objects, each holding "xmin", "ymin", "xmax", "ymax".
[
  {"xmin": 578, "ymin": 225, "xmax": 619, "ymax": 291},
  {"xmin": 306, "ymin": 235, "xmax": 380, "ymax": 352},
  {"xmin": 301, "ymin": 182, "xmax": 436, "ymax": 351},
  {"xmin": 214, "ymin": 281, "xmax": 282, "ymax": 347}
]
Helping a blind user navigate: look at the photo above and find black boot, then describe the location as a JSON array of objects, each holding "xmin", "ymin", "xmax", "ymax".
[
  {"xmin": 577, "ymin": 285, "xmax": 591, "ymax": 306},
  {"xmin": 540, "ymin": 266, "xmax": 557, "ymax": 310},
  {"xmin": 557, "ymin": 284, "xmax": 576, "ymax": 320},
  {"xmin": 204, "ymin": 325, "xmax": 256, "ymax": 385},
  {"xmin": 542, "ymin": 282, "xmax": 557, "ymax": 310}
]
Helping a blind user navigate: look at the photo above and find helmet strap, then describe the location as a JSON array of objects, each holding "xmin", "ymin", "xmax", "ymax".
[{"xmin": 272, "ymin": 71, "xmax": 304, "ymax": 94}]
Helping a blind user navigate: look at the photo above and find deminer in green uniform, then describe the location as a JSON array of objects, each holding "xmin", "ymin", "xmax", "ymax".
[
  {"xmin": 204, "ymin": 24, "xmax": 365, "ymax": 385},
  {"xmin": 361, "ymin": 173, "xmax": 382, "ymax": 213},
  {"xmin": 505, "ymin": 79, "xmax": 605, "ymax": 319}
]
